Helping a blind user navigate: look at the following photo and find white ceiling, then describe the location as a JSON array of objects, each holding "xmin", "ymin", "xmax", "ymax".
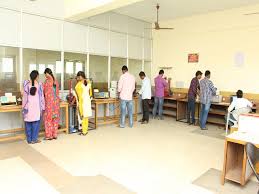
[{"xmin": 115, "ymin": 0, "xmax": 259, "ymax": 22}]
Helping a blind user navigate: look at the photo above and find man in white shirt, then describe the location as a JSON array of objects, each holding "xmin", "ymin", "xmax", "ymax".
[
  {"xmin": 227, "ymin": 90, "xmax": 253, "ymax": 126},
  {"xmin": 138, "ymin": 71, "xmax": 151, "ymax": 124}
]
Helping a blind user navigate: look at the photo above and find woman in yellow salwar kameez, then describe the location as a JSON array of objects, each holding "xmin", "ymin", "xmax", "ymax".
[{"xmin": 75, "ymin": 71, "xmax": 92, "ymax": 135}]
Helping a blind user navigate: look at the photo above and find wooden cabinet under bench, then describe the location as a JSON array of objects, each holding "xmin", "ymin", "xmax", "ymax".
[
  {"xmin": 0, "ymin": 102, "xmax": 69, "ymax": 142},
  {"xmin": 149, "ymin": 93, "xmax": 232, "ymax": 126}
]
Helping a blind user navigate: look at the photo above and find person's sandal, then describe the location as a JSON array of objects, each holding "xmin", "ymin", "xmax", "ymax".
[
  {"xmin": 44, "ymin": 137, "xmax": 53, "ymax": 140},
  {"xmin": 79, "ymin": 132, "xmax": 88, "ymax": 136}
]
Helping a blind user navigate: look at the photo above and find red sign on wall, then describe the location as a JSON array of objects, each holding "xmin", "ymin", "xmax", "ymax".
[{"xmin": 188, "ymin": 53, "xmax": 199, "ymax": 63}]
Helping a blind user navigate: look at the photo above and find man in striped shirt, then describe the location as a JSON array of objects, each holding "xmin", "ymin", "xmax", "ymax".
[{"xmin": 199, "ymin": 70, "xmax": 217, "ymax": 130}]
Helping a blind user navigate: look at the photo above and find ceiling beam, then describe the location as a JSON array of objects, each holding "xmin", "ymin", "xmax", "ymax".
[{"xmin": 65, "ymin": 0, "xmax": 143, "ymax": 22}]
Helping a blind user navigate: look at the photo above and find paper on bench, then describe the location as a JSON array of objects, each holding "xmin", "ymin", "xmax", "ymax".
[
  {"xmin": 227, "ymin": 131, "xmax": 259, "ymax": 145},
  {"xmin": 238, "ymin": 114, "xmax": 259, "ymax": 134}
]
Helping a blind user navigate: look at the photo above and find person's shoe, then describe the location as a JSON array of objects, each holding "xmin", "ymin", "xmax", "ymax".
[
  {"xmin": 31, "ymin": 140, "xmax": 41, "ymax": 144},
  {"xmin": 152, "ymin": 116, "xmax": 156, "ymax": 119},
  {"xmin": 201, "ymin": 127, "xmax": 208, "ymax": 130},
  {"xmin": 138, "ymin": 119, "xmax": 143, "ymax": 122},
  {"xmin": 44, "ymin": 137, "xmax": 53, "ymax": 140},
  {"xmin": 118, "ymin": 125, "xmax": 125, "ymax": 128},
  {"xmin": 53, "ymin": 137, "xmax": 58, "ymax": 140},
  {"xmin": 189, "ymin": 122, "xmax": 194, "ymax": 125},
  {"xmin": 158, "ymin": 117, "xmax": 164, "ymax": 120},
  {"xmin": 141, "ymin": 121, "xmax": 148, "ymax": 124}
]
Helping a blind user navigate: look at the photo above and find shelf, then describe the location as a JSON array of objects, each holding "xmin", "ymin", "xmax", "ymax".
[
  {"xmin": 207, "ymin": 118, "xmax": 225, "ymax": 125},
  {"xmin": 149, "ymin": 103, "xmax": 177, "ymax": 109},
  {"xmin": 163, "ymin": 110, "xmax": 176, "ymax": 117},
  {"xmin": 209, "ymin": 110, "xmax": 226, "ymax": 116},
  {"xmin": 0, "ymin": 134, "xmax": 25, "ymax": 142},
  {"xmin": 163, "ymin": 103, "xmax": 177, "ymax": 109},
  {"xmin": 225, "ymin": 167, "xmax": 242, "ymax": 184}
]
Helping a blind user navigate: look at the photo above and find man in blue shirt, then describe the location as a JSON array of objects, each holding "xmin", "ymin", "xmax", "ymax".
[
  {"xmin": 200, "ymin": 70, "xmax": 217, "ymax": 130},
  {"xmin": 138, "ymin": 71, "xmax": 151, "ymax": 124}
]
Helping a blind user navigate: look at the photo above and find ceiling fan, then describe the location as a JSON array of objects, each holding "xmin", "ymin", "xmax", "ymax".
[
  {"xmin": 150, "ymin": 4, "xmax": 174, "ymax": 30},
  {"xmin": 244, "ymin": 12, "xmax": 259, "ymax": 16}
]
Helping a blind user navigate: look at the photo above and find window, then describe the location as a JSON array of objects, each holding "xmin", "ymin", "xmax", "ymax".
[
  {"xmin": 64, "ymin": 52, "xmax": 87, "ymax": 90},
  {"xmin": 29, "ymin": 64, "xmax": 37, "ymax": 72},
  {"xmin": 55, "ymin": 61, "xmax": 62, "ymax": 74},
  {"xmin": 65, "ymin": 61, "xmax": 74, "ymax": 74},
  {"xmin": 2, "ymin": 58, "xmax": 14, "ymax": 73},
  {"xmin": 75, "ymin": 62, "xmax": 83, "ymax": 73},
  {"xmin": 23, "ymin": 49, "xmax": 61, "ymax": 87},
  {"xmin": 110, "ymin": 57, "xmax": 126, "ymax": 82},
  {"xmin": 129, "ymin": 59, "xmax": 142, "ymax": 86},
  {"xmin": 89, "ymin": 55, "xmax": 108, "ymax": 91},
  {"xmin": 38, "ymin": 64, "xmax": 46, "ymax": 74},
  {"xmin": 0, "ymin": 46, "xmax": 19, "ymax": 94}
]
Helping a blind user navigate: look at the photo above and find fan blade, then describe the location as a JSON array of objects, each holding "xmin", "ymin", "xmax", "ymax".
[
  {"xmin": 158, "ymin": 28, "xmax": 174, "ymax": 30},
  {"xmin": 244, "ymin": 12, "xmax": 259, "ymax": 15}
]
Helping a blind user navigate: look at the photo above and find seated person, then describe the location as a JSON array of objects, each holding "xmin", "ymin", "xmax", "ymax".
[{"xmin": 227, "ymin": 90, "xmax": 253, "ymax": 127}]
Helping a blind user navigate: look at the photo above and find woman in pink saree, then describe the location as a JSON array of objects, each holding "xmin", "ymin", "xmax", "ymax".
[{"xmin": 43, "ymin": 68, "xmax": 60, "ymax": 140}]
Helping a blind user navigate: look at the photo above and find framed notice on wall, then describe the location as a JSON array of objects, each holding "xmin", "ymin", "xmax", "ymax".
[{"xmin": 188, "ymin": 53, "xmax": 199, "ymax": 63}]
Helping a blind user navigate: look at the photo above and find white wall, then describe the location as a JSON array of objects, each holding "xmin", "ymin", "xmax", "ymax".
[
  {"xmin": 153, "ymin": 3, "xmax": 259, "ymax": 93},
  {"xmin": 0, "ymin": 0, "xmax": 64, "ymax": 18}
]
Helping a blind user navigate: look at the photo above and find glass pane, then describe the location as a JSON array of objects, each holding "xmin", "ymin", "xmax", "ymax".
[
  {"xmin": 29, "ymin": 64, "xmax": 37, "ymax": 72},
  {"xmin": 144, "ymin": 61, "xmax": 151, "ymax": 79},
  {"xmin": 56, "ymin": 61, "xmax": 62, "ymax": 74},
  {"xmin": 0, "ymin": 46, "xmax": 19, "ymax": 95},
  {"xmin": 39, "ymin": 64, "xmax": 45, "ymax": 74},
  {"xmin": 64, "ymin": 52, "xmax": 87, "ymax": 90},
  {"xmin": 23, "ymin": 49, "xmax": 61, "ymax": 87},
  {"xmin": 2, "ymin": 58, "xmax": 14, "ymax": 72},
  {"xmin": 89, "ymin": 55, "xmax": 108, "ymax": 91},
  {"xmin": 75, "ymin": 62, "xmax": 83, "ymax": 73},
  {"xmin": 65, "ymin": 61, "xmax": 74, "ymax": 74},
  {"xmin": 110, "ymin": 57, "xmax": 126, "ymax": 82},
  {"xmin": 129, "ymin": 59, "xmax": 142, "ymax": 86}
]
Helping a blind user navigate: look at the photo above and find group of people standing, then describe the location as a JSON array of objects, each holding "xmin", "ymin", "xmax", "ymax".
[
  {"xmin": 117, "ymin": 66, "xmax": 169, "ymax": 127},
  {"xmin": 22, "ymin": 68, "xmax": 92, "ymax": 144},
  {"xmin": 187, "ymin": 70, "xmax": 217, "ymax": 130},
  {"xmin": 115, "ymin": 67, "xmax": 221, "ymax": 130},
  {"xmin": 24, "ymin": 64, "xmax": 246, "ymax": 144},
  {"xmin": 22, "ymin": 68, "xmax": 60, "ymax": 144}
]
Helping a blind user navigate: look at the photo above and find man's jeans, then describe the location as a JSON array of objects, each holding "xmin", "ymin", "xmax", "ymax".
[
  {"xmin": 187, "ymin": 98, "xmax": 196, "ymax": 124},
  {"xmin": 200, "ymin": 103, "xmax": 211, "ymax": 129},
  {"xmin": 152, "ymin": 97, "xmax": 164, "ymax": 119},
  {"xmin": 120, "ymin": 100, "xmax": 133, "ymax": 128}
]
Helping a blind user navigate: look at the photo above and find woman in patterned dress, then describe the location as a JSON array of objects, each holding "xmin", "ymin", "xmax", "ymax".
[{"xmin": 43, "ymin": 68, "xmax": 60, "ymax": 140}]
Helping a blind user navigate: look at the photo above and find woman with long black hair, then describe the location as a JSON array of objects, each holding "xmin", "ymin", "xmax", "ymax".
[
  {"xmin": 22, "ymin": 70, "xmax": 45, "ymax": 144},
  {"xmin": 75, "ymin": 71, "xmax": 92, "ymax": 135},
  {"xmin": 43, "ymin": 68, "xmax": 60, "ymax": 140}
]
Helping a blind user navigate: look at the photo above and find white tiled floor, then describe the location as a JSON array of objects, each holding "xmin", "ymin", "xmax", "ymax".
[
  {"xmin": 0, "ymin": 157, "xmax": 58, "ymax": 194},
  {"xmin": 32, "ymin": 118, "xmax": 224, "ymax": 194}
]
